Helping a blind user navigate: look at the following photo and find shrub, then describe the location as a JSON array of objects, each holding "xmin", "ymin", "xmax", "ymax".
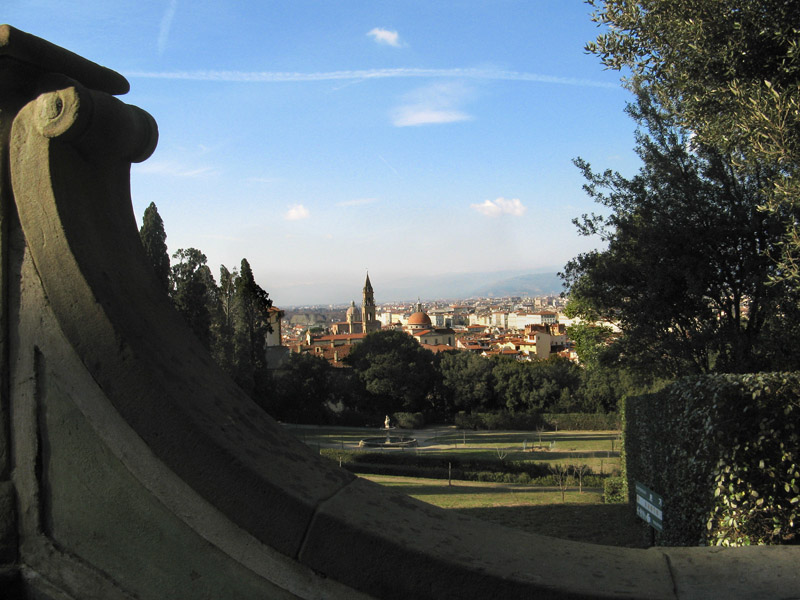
[
  {"xmin": 626, "ymin": 372, "xmax": 800, "ymax": 546},
  {"xmin": 393, "ymin": 412, "xmax": 425, "ymax": 429},
  {"xmin": 603, "ymin": 477, "xmax": 627, "ymax": 504},
  {"xmin": 454, "ymin": 411, "xmax": 543, "ymax": 430},
  {"xmin": 542, "ymin": 413, "xmax": 620, "ymax": 431},
  {"xmin": 319, "ymin": 449, "xmax": 601, "ymax": 486}
]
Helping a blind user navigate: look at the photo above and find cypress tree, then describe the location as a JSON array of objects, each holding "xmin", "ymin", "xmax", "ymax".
[{"xmin": 139, "ymin": 202, "xmax": 171, "ymax": 293}]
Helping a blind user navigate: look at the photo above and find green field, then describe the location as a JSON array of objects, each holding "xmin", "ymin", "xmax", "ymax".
[
  {"xmin": 362, "ymin": 474, "xmax": 603, "ymax": 508},
  {"xmin": 286, "ymin": 424, "xmax": 623, "ymax": 475},
  {"xmin": 362, "ymin": 474, "xmax": 649, "ymax": 548},
  {"xmin": 287, "ymin": 424, "xmax": 644, "ymax": 547}
]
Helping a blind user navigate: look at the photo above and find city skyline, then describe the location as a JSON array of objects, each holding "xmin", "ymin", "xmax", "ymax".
[{"xmin": 6, "ymin": 2, "xmax": 640, "ymax": 306}]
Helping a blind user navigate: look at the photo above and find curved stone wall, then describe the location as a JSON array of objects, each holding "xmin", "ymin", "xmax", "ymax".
[{"xmin": 1, "ymin": 24, "xmax": 798, "ymax": 599}]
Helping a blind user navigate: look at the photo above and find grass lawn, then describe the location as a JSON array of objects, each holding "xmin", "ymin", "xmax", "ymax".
[
  {"xmin": 363, "ymin": 474, "xmax": 650, "ymax": 549},
  {"xmin": 288, "ymin": 424, "xmax": 642, "ymax": 546},
  {"xmin": 288, "ymin": 424, "xmax": 623, "ymax": 475}
]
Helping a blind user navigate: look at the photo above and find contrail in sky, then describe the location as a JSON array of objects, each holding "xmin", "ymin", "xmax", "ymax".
[
  {"xmin": 157, "ymin": 0, "xmax": 178, "ymax": 55},
  {"xmin": 126, "ymin": 67, "xmax": 618, "ymax": 89}
]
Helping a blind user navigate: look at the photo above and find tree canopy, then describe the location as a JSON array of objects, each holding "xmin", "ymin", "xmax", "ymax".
[
  {"xmin": 138, "ymin": 202, "xmax": 170, "ymax": 293},
  {"xmin": 562, "ymin": 91, "xmax": 796, "ymax": 376},
  {"xmin": 587, "ymin": 0, "xmax": 800, "ymax": 277},
  {"xmin": 231, "ymin": 258, "xmax": 273, "ymax": 396},
  {"xmin": 170, "ymin": 247, "xmax": 215, "ymax": 350},
  {"xmin": 345, "ymin": 329, "xmax": 440, "ymax": 416}
]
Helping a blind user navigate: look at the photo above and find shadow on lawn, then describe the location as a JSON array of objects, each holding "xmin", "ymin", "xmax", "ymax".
[
  {"xmin": 385, "ymin": 484, "xmax": 595, "ymax": 497},
  {"xmin": 456, "ymin": 503, "xmax": 652, "ymax": 548}
]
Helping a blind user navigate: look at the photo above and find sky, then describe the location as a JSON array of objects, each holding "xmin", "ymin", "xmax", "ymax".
[{"xmin": 6, "ymin": 1, "xmax": 640, "ymax": 306}]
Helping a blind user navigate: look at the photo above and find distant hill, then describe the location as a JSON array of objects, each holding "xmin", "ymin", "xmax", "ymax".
[
  {"xmin": 277, "ymin": 269, "xmax": 566, "ymax": 307},
  {"xmin": 378, "ymin": 270, "xmax": 564, "ymax": 303},
  {"xmin": 466, "ymin": 271, "xmax": 565, "ymax": 299}
]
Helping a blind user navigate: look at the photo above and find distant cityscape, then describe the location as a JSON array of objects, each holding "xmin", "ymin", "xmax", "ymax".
[{"xmin": 266, "ymin": 273, "xmax": 605, "ymax": 369}]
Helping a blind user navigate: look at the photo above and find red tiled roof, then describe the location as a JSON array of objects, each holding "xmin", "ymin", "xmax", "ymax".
[
  {"xmin": 315, "ymin": 333, "xmax": 366, "ymax": 342},
  {"xmin": 420, "ymin": 344, "xmax": 453, "ymax": 353}
]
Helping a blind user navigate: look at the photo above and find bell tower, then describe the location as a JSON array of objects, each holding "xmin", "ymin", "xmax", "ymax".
[{"xmin": 362, "ymin": 272, "xmax": 378, "ymax": 333}]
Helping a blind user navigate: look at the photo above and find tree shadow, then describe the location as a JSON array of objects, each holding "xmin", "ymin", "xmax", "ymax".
[
  {"xmin": 383, "ymin": 483, "xmax": 578, "ymax": 497},
  {"xmin": 455, "ymin": 503, "xmax": 652, "ymax": 548}
]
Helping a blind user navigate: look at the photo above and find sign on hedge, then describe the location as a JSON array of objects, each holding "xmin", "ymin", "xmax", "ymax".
[{"xmin": 635, "ymin": 481, "xmax": 663, "ymax": 532}]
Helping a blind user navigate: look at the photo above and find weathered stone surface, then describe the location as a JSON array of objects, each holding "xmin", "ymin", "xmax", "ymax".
[
  {"xmin": 0, "ymin": 481, "xmax": 16, "ymax": 563},
  {"xmin": 0, "ymin": 24, "xmax": 128, "ymax": 94},
  {"xmin": 664, "ymin": 546, "xmax": 800, "ymax": 599},
  {"xmin": 302, "ymin": 476, "xmax": 675, "ymax": 600}
]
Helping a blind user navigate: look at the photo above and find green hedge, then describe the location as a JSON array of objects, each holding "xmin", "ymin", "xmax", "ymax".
[
  {"xmin": 542, "ymin": 413, "xmax": 620, "ymax": 431},
  {"xmin": 625, "ymin": 372, "xmax": 800, "ymax": 546},
  {"xmin": 319, "ymin": 449, "xmax": 609, "ymax": 487},
  {"xmin": 603, "ymin": 477, "xmax": 627, "ymax": 504},
  {"xmin": 453, "ymin": 411, "xmax": 620, "ymax": 431},
  {"xmin": 454, "ymin": 411, "xmax": 543, "ymax": 430},
  {"xmin": 322, "ymin": 449, "xmax": 549, "ymax": 476},
  {"xmin": 393, "ymin": 412, "xmax": 425, "ymax": 429}
]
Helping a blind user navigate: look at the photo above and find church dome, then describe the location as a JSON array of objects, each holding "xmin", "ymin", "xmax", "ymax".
[
  {"xmin": 346, "ymin": 301, "xmax": 359, "ymax": 319},
  {"xmin": 407, "ymin": 311, "xmax": 432, "ymax": 327}
]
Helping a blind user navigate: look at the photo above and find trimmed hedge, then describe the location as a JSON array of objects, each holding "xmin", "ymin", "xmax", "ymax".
[
  {"xmin": 454, "ymin": 411, "xmax": 543, "ymax": 430},
  {"xmin": 319, "ymin": 448, "xmax": 607, "ymax": 487},
  {"xmin": 625, "ymin": 372, "xmax": 800, "ymax": 546},
  {"xmin": 453, "ymin": 411, "xmax": 619, "ymax": 431},
  {"xmin": 542, "ymin": 413, "xmax": 620, "ymax": 431},
  {"xmin": 393, "ymin": 411, "xmax": 425, "ymax": 429},
  {"xmin": 603, "ymin": 477, "xmax": 626, "ymax": 504}
]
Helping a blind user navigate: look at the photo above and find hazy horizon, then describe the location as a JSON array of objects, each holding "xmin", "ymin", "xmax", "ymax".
[{"xmin": 275, "ymin": 268, "xmax": 565, "ymax": 307}]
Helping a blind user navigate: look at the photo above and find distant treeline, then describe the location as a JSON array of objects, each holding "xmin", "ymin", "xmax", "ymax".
[{"xmin": 263, "ymin": 330, "xmax": 638, "ymax": 427}]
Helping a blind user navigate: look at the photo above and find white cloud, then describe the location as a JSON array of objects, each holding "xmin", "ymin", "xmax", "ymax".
[
  {"xmin": 393, "ymin": 108, "xmax": 471, "ymax": 127},
  {"xmin": 286, "ymin": 204, "xmax": 310, "ymax": 220},
  {"xmin": 368, "ymin": 28, "xmax": 402, "ymax": 47},
  {"xmin": 391, "ymin": 82, "xmax": 474, "ymax": 127},
  {"xmin": 471, "ymin": 197, "xmax": 527, "ymax": 217}
]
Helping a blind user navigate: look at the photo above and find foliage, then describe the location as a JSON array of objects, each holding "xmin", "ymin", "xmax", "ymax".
[
  {"xmin": 563, "ymin": 91, "xmax": 794, "ymax": 377},
  {"xmin": 231, "ymin": 258, "xmax": 273, "ymax": 397},
  {"xmin": 453, "ymin": 411, "xmax": 621, "ymax": 431},
  {"xmin": 139, "ymin": 206, "xmax": 280, "ymax": 408},
  {"xmin": 170, "ymin": 248, "xmax": 216, "ymax": 350},
  {"xmin": 494, "ymin": 356, "xmax": 583, "ymax": 413},
  {"xmin": 438, "ymin": 351, "xmax": 496, "ymax": 413},
  {"xmin": 576, "ymin": 367, "xmax": 634, "ymax": 414},
  {"xmin": 319, "ymin": 449, "xmax": 610, "ymax": 487},
  {"xmin": 603, "ymin": 477, "xmax": 627, "ymax": 504},
  {"xmin": 138, "ymin": 202, "xmax": 170, "ymax": 293},
  {"xmin": 211, "ymin": 264, "xmax": 237, "ymax": 375},
  {"xmin": 268, "ymin": 353, "xmax": 334, "ymax": 423},
  {"xmin": 625, "ymin": 372, "xmax": 800, "ymax": 546},
  {"xmin": 564, "ymin": 320, "xmax": 613, "ymax": 371},
  {"xmin": 542, "ymin": 413, "xmax": 620, "ymax": 431},
  {"xmin": 455, "ymin": 411, "xmax": 543, "ymax": 431},
  {"xmin": 393, "ymin": 412, "xmax": 425, "ymax": 429},
  {"xmin": 586, "ymin": 0, "xmax": 800, "ymax": 278},
  {"xmin": 345, "ymin": 329, "xmax": 440, "ymax": 417},
  {"xmin": 268, "ymin": 354, "xmax": 374, "ymax": 425}
]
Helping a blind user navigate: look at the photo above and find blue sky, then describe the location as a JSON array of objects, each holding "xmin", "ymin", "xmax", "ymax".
[{"xmin": 7, "ymin": 1, "xmax": 639, "ymax": 306}]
